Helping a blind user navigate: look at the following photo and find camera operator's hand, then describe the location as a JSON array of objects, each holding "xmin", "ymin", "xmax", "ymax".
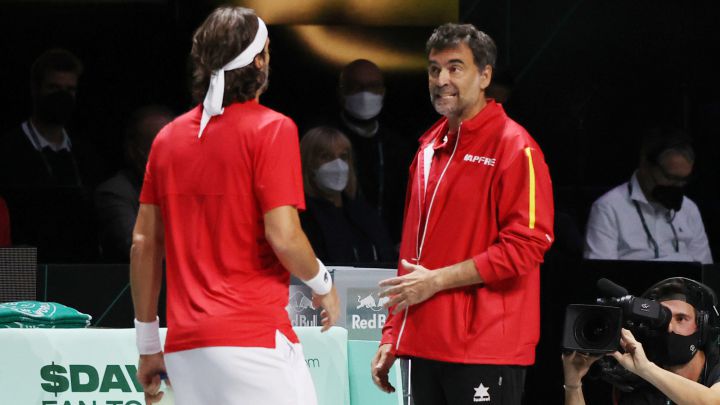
[
  {"xmin": 611, "ymin": 328, "xmax": 654, "ymax": 378},
  {"xmin": 562, "ymin": 351, "xmax": 603, "ymax": 386}
]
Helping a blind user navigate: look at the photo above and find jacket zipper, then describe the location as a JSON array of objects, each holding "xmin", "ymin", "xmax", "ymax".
[{"xmin": 396, "ymin": 122, "xmax": 463, "ymax": 352}]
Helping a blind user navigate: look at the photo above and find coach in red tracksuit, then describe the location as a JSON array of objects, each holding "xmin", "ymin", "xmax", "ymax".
[{"xmin": 371, "ymin": 23, "xmax": 554, "ymax": 405}]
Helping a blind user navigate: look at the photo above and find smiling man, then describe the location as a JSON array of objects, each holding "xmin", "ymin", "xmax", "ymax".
[{"xmin": 370, "ymin": 23, "xmax": 554, "ymax": 405}]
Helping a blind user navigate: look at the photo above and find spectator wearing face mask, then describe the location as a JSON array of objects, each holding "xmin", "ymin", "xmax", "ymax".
[
  {"xmin": 299, "ymin": 126, "xmax": 396, "ymax": 264},
  {"xmin": 584, "ymin": 127, "xmax": 713, "ymax": 264},
  {"xmin": 313, "ymin": 59, "xmax": 415, "ymax": 246},
  {"xmin": 1, "ymin": 49, "xmax": 85, "ymax": 188},
  {"xmin": 0, "ymin": 48, "xmax": 99, "ymax": 262}
]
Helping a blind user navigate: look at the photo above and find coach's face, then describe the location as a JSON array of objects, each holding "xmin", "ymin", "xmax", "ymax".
[{"xmin": 428, "ymin": 42, "xmax": 491, "ymax": 122}]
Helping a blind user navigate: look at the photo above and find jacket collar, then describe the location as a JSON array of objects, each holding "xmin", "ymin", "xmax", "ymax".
[{"xmin": 420, "ymin": 100, "xmax": 505, "ymax": 147}]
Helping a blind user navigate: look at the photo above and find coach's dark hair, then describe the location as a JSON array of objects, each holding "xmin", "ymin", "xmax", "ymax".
[
  {"xmin": 639, "ymin": 127, "xmax": 695, "ymax": 167},
  {"xmin": 31, "ymin": 48, "xmax": 83, "ymax": 89},
  {"xmin": 425, "ymin": 23, "xmax": 497, "ymax": 71},
  {"xmin": 190, "ymin": 6, "xmax": 267, "ymax": 106}
]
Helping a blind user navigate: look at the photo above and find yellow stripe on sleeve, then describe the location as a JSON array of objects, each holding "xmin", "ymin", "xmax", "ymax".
[{"xmin": 524, "ymin": 147, "xmax": 536, "ymax": 229}]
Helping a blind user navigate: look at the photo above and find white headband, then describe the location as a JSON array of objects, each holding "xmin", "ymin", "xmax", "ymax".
[{"xmin": 199, "ymin": 17, "xmax": 268, "ymax": 138}]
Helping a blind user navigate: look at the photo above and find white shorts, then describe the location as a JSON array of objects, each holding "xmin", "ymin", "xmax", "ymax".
[{"xmin": 164, "ymin": 331, "xmax": 318, "ymax": 405}]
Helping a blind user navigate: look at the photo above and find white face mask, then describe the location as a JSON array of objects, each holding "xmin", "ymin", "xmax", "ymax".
[
  {"xmin": 315, "ymin": 158, "xmax": 349, "ymax": 192},
  {"xmin": 344, "ymin": 91, "xmax": 384, "ymax": 120}
]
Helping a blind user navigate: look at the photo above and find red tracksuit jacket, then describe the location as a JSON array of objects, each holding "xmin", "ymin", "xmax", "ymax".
[{"xmin": 381, "ymin": 101, "xmax": 554, "ymax": 365}]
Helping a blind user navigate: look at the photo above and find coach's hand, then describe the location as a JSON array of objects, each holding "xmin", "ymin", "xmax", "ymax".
[
  {"xmin": 371, "ymin": 343, "xmax": 396, "ymax": 393},
  {"xmin": 379, "ymin": 259, "xmax": 440, "ymax": 314},
  {"xmin": 313, "ymin": 286, "xmax": 340, "ymax": 332},
  {"xmin": 137, "ymin": 352, "xmax": 167, "ymax": 404}
]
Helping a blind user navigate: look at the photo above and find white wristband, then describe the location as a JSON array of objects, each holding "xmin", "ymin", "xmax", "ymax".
[
  {"xmin": 134, "ymin": 317, "xmax": 162, "ymax": 355},
  {"xmin": 304, "ymin": 259, "xmax": 332, "ymax": 295}
]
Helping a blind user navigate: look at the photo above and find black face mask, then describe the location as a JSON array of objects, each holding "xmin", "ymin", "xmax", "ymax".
[
  {"xmin": 657, "ymin": 331, "xmax": 700, "ymax": 367},
  {"xmin": 651, "ymin": 185, "xmax": 684, "ymax": 211},
  {"xmin": 36, "ymin": 90, "xmax": 76, "ymax": 125}
]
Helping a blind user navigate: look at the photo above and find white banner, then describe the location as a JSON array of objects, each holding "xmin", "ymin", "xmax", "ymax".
[{"xmin": 0, "ymin": 327, "xmax": 351, "ymax": 405}]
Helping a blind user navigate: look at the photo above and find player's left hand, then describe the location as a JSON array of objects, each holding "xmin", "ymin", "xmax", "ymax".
[
  {"xmin": 379, "ymin": 259, "xmax": 440, "ymax": 314},
  {"xmin": 610, "ymin": 328, "xmax": 653, "ymax": 377}
]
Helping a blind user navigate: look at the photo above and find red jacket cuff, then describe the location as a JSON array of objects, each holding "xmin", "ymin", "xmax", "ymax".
[{"xmin": 472, "ymin": 252, "xmax": 497, "ymax": 285}]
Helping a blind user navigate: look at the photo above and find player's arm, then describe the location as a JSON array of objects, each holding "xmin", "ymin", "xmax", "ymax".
[
  {"xmin": 130, "ymin": 203, "xmax": 164, "ymax": 323},
  {"xmin": 264, "ymin": 205, "xmax": 321, "ymax": 280},
  {"xmin": 129, "ymin": 203, "xmax": 167, "ymax": 404},
  {"xmin": 264, "ymin": 205, "xmax": 339, "ymax": 331}
]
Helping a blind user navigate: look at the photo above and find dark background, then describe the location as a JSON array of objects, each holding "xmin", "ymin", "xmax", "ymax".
[
  {"xmin": 2, "ymin": 0, "xmax": 719, "ymax": 246},
  {"xmin": 2, "ymin": 0, "xmax": 720, "ymax": 403}
]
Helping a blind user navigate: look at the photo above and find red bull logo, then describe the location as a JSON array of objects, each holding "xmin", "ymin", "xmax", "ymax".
[
  {"xmin": 288, "ymin": 291, "xmax": 316, "ymax": 311},
  {"xmin": 287, "ymin": 289, "xmax": 319, "ymax": 327},
  {"xmin": 356, "ymin": 293, "xmax": 389, "ymax": 312}
]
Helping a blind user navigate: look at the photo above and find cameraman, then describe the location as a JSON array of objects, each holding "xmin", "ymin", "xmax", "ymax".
[{"xmin": 562, "ymin": 278, "xmax": 720, "ymax": 405}]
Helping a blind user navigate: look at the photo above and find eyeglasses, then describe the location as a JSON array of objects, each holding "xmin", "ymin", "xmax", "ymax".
[{"xmin": 651, "ymin": 165, "xmax": 693, "ymax": 186}]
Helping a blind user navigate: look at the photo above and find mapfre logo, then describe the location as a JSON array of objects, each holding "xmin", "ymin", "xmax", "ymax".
[{"xmin": 463, "ymin": 154, "xmax": 496, "ymax": 166}]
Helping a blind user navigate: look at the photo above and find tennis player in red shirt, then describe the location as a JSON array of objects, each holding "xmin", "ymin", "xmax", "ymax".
[{"xmin": 130, "ymin": 6, "xmax": 339, "ymax": 404}]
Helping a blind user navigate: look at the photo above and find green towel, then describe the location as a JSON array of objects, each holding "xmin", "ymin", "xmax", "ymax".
[
  {"xmin": 0, "ymin": 321, "xmax": 89, "ymax": 329},
  {"xmin": 0, "ymin": 301, "xmax": 91, "ymax": 328}
]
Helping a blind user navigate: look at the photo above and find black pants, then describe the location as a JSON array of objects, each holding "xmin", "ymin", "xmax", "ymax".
[{"xmin": 409, "ymin": 357, "xmax": 526, "ymax": 405}]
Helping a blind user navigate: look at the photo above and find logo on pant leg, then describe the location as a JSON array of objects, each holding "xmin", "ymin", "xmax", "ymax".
[{"xmin": 473, "ymin": 383, "xmax": 491, "ymax": 402}]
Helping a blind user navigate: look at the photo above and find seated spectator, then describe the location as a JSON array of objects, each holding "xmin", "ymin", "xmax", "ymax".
[
  {"xmin": 584, "ymin": 127, "xmax": 713, "ymax": 264},
  {"xmin": 0, "ymin": 196, "xmax": 10, "ymax": 247},
  {"xmin": 1, "ymin": 49, "xmax": 85, "ymax": 188},
  {"xmin": 0, "ymin": 48, "xmax": 98, "ymax": 262},
  {"xmin": 299, "ymin": 126, "xmax": 396, "ymax": 264},
  {"xmin": 303, "ymin": 59, "xmax": 415, "ymax": 245},
  {"xmin": 95, "ymin": 105, "xmax": 173, "ymax": 262}
]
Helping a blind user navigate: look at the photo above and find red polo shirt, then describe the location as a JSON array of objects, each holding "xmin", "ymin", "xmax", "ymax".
[{"xmin": 140, "ymin": 101, "xmax": 305, "ymax": 353}]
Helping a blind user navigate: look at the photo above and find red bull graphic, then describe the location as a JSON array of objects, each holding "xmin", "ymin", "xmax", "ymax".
[
  {"xmin": 286, "ymin": 286, "xmax": 320, "ymax": 326},
  {"xmin": 347, "ymin": 288, "xmax": 388, "ymax": 340}
]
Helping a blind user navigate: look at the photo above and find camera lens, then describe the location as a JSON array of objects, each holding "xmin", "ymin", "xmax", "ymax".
[{"xmin": 574, "ymin": 309, "xmax": 615, "ymax": 349}]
